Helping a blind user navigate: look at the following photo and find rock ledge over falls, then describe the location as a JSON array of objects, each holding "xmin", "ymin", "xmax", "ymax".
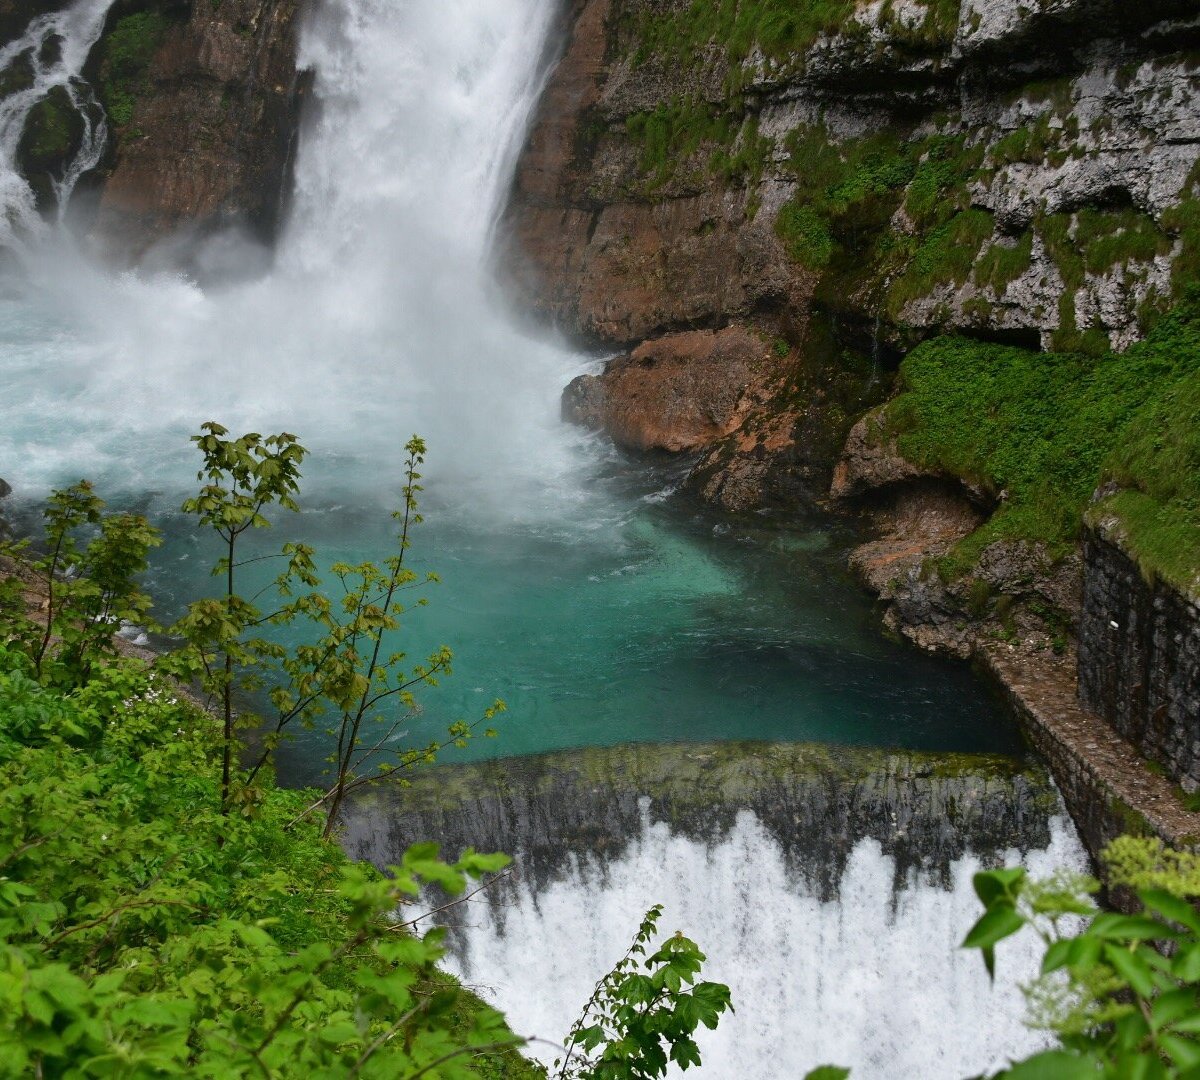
[{"xmin": 342, "ymin": 740, "xmax": 1062, "ymax": 902}]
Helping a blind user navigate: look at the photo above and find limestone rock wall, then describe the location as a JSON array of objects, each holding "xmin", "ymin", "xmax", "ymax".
[{"xmin": 508, "ymin": 0, "xmax": 1200, "ymax": 509}]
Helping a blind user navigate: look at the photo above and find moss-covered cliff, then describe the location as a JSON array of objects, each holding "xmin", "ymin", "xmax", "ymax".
[
  {"xmin": 504, "ymin": 0, "xmax": 1199, "ymax": 661},
  {"xmin": 505, "ymin": 0, "xmax": 1199, "ymax": 512}
]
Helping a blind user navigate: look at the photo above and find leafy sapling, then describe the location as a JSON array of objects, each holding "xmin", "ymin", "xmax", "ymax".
[
  {"xmin": 556, "ymin": 904, "xmax": 732, "ymax": 1079},
  {"xmin": 173, "ymin": 425, "xmax": 503, "ymax": 826},
  {"xmin": 174, "ymin": 423, "xmax": 307, "ymax": 811},
  {"xmin": 0, "ymin": 479, "xmax": 160, "ymax": 687}
]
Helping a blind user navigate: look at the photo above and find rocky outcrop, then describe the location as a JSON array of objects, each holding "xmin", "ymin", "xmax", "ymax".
[
  {"xmin": 562, "ymin": 325, "xmax": 784, "ymax": 452},
  {"xmin": 88, "ymin": 0, "xmax": 306, "ymax": 264},
  {"xmin": 1078, "ymin": 521, "xmax": 1200, "ymax": 790},
  {"xmin": 0, "ymin": 0, "xmax": 67, "ymax": 45},
  {"xmin": 508, "ymin": 0, "xmax": 1200, "ymax": 509},
  {"xmin": 829, "ymin": 410, "xmax": 1082, "ymax": 657}
]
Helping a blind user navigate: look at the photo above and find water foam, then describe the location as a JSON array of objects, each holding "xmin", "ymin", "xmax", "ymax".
[
  {"xmin": 444, "ymin": 810, "xmax": 1087, "ymax": 1079},
  {"xmin": 0, "ymin": 0, "xmax": 590, "ymax": 519}
]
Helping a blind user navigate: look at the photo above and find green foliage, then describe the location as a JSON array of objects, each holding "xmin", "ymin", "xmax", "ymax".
[
  {"xmin": 1161, "ymin": 178, "xmax": 1200, "ymax": 302},
  {"xmin": 773, "ymin": 128, "xmax": 986, "ymax": 313},
  {"xmin": 0, "ymin": 435, "xmax": 734, "ymax": 1078},
  {"xmin": 774, "ymin": 128, "xmax": 917, "ymax": 270},
  {"xmin": 174, "ymin": 422, "xmax": 308, "ymax": 811},
  {"xmin": 883, "ymin": 292, "xmax": 1200, "ymax": 587},
  {"xmin": 556, "ymin": 905, "xmax": 732, "ymax": 1079},
  {"xmin": 627, "ymin": 0, "xmax": 956, "ymax": 73},
  {"xmin": 1099, "ymin": 349, "xmax": 1200, "ymax": 595},
  {"xmin": 99, "ymin": 11, "xmax": 173, "ymax": 127},
  {"xmin": 0, "ymin": 480, "xmax": 160, "ymax": 687},
  {"xmin": 1039, "ymin": 207, "xmax": 1174, "ymax": 350},
  {"xmin": 963, "ymin": 837, "xmax": 1200, "ymax": 1078},
  {"xmin": 887, "ymin": 210, "xmax": 995, "ymax": 314},
  {"xmin": 0, "ymin": 646, "xmax": 532, "ymax": 1077},
  {"xmin": 628, "ymin": 0, "xmax": 857, "ymax": 69},
  {"xmin": 776, "ymin": 201, "xmax": 834, "ymax": 267},
  {"xmin": 624, "ymin": 101, "xmax": 735, "ymax": 190},
  {"xmin": 171, "ymin": 425, "xmax": 504, "ymax": 828},
  {"xmin": 976, "ymin": 232, "xmax": 1034, "ymax": 294}
]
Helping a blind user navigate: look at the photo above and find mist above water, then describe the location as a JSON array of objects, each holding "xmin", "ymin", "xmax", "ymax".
[{"xmin": 0, "ymin": 0, "xmax": 589, "ymax": 516}]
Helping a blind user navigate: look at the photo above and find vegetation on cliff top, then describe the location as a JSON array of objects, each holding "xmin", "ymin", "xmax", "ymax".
[
  {"xmin": 883, "ymin": 291, "xmax": 1200, "ymax": 593},
  {"xmin": 624, "ymin": 0, "xmax": 959, "ymax": 73}
]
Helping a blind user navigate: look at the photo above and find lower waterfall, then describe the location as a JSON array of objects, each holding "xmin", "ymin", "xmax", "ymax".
[{"xmin": 343, "ymin": 743, "xmax": 1090, "ymax": 1078}]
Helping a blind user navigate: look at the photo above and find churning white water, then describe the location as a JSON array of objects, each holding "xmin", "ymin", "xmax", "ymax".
[
  {"xmin": 0, "ymin": 0, "xmax": 110, "ymax": 246},
  {"xmin": 0, "ymin": 0, "xmax": 590, "ymax": 515},
  {"xmin": 444, "ymin": 812, "xmax": 1087, "ymax": 1079}
]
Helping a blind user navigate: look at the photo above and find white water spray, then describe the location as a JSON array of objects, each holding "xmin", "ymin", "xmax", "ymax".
[
  {"xmin": 0, "ymin": 0, "xmax": 590, "ymax": 516},
  {"xmin": 0, "ymin": 0, "xmax": 111, "ymax": 247},
  {"xmin": 445, "ymin": 812, "xmax": 1088, "ymax": 1080}
]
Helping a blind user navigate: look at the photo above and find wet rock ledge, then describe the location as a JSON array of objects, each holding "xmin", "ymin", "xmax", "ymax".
[{"xmin": 342, "ymin": 740, "xmax": 1062, "ymax": 903}]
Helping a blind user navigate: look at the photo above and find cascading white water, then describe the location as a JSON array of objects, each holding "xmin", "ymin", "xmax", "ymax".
[
  {"xmin": 0, "ymin": 0, "xmax": 592, "ymax": 516},
  {"xmin": 0, "ymin": 0, "xmax": 111, "ymax": 247},
  {"xmin": 444, "ymin": 812, "xmax": 1088, "ymax": 1079}
]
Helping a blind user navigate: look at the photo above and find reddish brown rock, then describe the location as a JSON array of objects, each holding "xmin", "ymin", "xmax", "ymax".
[
  {"xmin": 91, "ymin": 0, "xmax": 305, "ymax": 262},
  {"xmin": 502, "ymin": 0, "xmax": 811, "ymax": 347},
  {"xmin": 562, "ymin": 325, "xmax": 784, "ymax": 453},
  {"xmin": 830, "ymin": 411, "xmax": 929, "ymax": 502}
]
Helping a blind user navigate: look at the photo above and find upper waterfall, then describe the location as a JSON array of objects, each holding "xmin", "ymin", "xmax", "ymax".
[
  {"xmin": 0, "ymin": 0, "xmax": 112, "ymax": 247},
  {"xmin": 0, "ymin": 0, "xmax": 589, "ymax": 516}
]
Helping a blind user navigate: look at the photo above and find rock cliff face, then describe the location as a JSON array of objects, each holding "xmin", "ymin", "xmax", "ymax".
[
  {"xmin": 505, "ymin": 0, "xmax": 1200, "ymax": 507},
  {"xmin": 0, "ymin": 0, "xmax": 305, "ymax": 263},
  {"xmin": 829, "ymin": 409, "xmax": 1082, "ymax": 657},
  {"xmin": 87, "ymin": 0, "xmax": 306, "ymax": 264}
]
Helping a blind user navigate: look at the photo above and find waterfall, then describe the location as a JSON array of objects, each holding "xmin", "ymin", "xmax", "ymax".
[
  {"xmin": 342, "ymin": 744, "xmax": 1091, "ymax": 1080},
  {"xmin": 445, "ymin": 816, "xmax": 1083, "ymax": 1079},
  {"xmin": 0, "ymin": 0, "xmax": 589, "ymax": 514},
  {"xmin": 0, "ymin": 0, "xmax": 112, "ymax": 247}
]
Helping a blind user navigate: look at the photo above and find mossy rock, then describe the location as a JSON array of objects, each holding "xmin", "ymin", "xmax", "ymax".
[
  {"xmin": 0, "ymin": 47, "xmax": 35, "ymax": 98},
  {"xmin": 16, "ymin": 84, "xmax": 85, "ymax": 211},
  {"xmin": 0, "ymin": 0, "xmax": 69, "ymax": 44},
  {"xmin": 97, "ymin": 9, "xmax": 175, "ymax": 129}
]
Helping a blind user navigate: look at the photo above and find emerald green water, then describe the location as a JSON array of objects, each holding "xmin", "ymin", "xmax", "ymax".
[{"xmin": 135, "ymin": 456, "xmax": 1023, "ymax": 788}]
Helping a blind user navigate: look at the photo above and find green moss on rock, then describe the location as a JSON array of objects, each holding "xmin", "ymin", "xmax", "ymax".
[
  {"xmin": 98, "ymin": 10, "xmax": 174, "ymax": 128},
  {"xmin": 884, "ymin": 291, "xmax": 1200, "ymax": 589},
  {"xmin": 17, "ymin": 84, "xmax": 83, "ymax": 169}
]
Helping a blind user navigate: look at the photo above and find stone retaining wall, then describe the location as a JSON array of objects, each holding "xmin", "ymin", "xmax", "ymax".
[{"xmin": 1078, "ymin": 526, "xmax": 1200, "ymax": 791}]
